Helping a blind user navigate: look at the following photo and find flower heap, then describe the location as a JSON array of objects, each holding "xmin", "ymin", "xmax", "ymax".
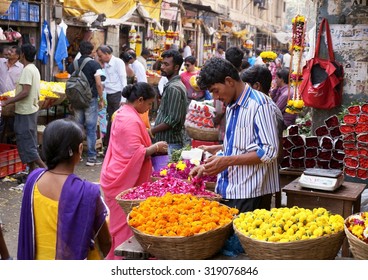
[
  {"xmin": 120, "ymin": 176, "xmax": 217, "ymax": 200},
  {"xmin": 346, "ymin": 212, "xmax": 368, "ymax": 243},
  {"xmin": 128, "ymin": 193, "xmax": 238, "ymax": 236},
  {"xmin": 286, "ymin": 14, "xmax": 306, "ymax": 115},
  {"xmin": 260, "ymin": 51, "xmax": 277, "ymax": 63},
  {"xmin": 129, "ymin": 25, "xmax": 137, "ymax": 51},
  {"xmin": 152, "ymin": 159, "xmax": 217, "ymax": 183},
  {"xmin": 234, "ymin": 207, "xmax": 344, "ymax": 242}
]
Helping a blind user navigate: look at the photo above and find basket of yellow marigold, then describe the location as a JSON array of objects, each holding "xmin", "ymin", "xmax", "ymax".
[
  {"xmin": 344, "ymin": 212, "xmax": 368, "ymax": 259},
  {"xmin": 233, "ymin": 207, "xmax": 345, "ymax": 260},
  {"xmin": 127, "ymin": 193, "xmax": 238, "ymax": 259}
]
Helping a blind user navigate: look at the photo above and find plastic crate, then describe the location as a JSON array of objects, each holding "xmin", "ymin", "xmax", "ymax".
[
  {"xmin": 18, "ymin": 0, "xmax": 29, "ymax": 21},
  {"xmin": 29, "ymin": 4, "xmax": 39, "ymax": 22},
  {"xmin": 191, "ymin": 139, "xmax": 220, "ymax": 148},
  {"xmin": 0, "ymin": 144, "xmax": 26, "ymax": 178},
  {"xmin": 7, "ymin": 2, "xmax": 18, "ymax": 21}
]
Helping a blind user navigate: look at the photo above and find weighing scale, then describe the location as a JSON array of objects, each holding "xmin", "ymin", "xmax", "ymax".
[{"xmin": 298, "ymin": 168, "xmax": 344, "ymax": 191}]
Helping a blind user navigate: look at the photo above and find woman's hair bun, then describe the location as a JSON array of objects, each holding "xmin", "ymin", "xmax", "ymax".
[{"xmin": 122, "ymin": 84, "xmax": 134, "ymax": 98}]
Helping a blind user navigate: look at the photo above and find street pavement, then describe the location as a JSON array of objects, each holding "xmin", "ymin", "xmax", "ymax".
[{"xmin": 1, "ymin": 160, "xmax": 367, "ymax": 260}]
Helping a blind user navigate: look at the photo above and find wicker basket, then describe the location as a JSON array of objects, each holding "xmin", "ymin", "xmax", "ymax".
[
  {"xmin": 186, "ymin": 126, "xmax": 219, "ymax": 141},
  {"xmin": 147, "ymin": 76, "xmax": 161, "ymax": 85},
  {"xmin": 129, "ymin": 214, "xmax": 233, "ymax": 259},
  {"xmin": 344, "ymin": 216, "xmax": 368, "ymax": 259},
  {"xmin": 234, "ymin": 225, "xmax": 345, "ymax": 260},
  {"xmin": 54, "ymin": 77, "xmax": 69, "ymax": 83},
  {"xmin": 196, "ymin": 191, "xmax": 222, "ymax": 202},
  {"xmin": 116, "ymin": 188, "xmax": 144, "ymax": 215},
  {"xmin": 52, "ymin": 92, "xmax": 66, "ymax": 106},
  {"xmin": 205, "ymin": 182, "xmax": 216, "ymax": 192}
]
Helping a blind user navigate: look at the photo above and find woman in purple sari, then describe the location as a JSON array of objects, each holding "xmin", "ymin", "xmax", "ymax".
[{"xmin": 17, "ymin": 119, "xmax": 111, "ymax": 260}]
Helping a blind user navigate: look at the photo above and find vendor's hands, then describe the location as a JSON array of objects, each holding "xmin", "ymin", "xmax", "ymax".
[
  {"xmin": 155, "ymin": 141, "xmax": 168, "ymax": 154},
  {"xmin": 189, "ymin": 156, "xmax": 227, "ymax": 178},
  {"xmin": 198, "ymin": 145, "xmax": 221, "ymax": 155},
  {"xmin": 189, "ymin": 165, "xmax": 206, "ymax": 178},
  {"xmin": 202, "ymin": 156, "xmax": 228, "ymax": 176},
  {"xmin": 0, "ymin": 100, "xmax": 8, "ymax": 107}
]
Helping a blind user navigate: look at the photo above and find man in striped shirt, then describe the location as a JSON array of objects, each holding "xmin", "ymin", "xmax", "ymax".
[
  {"xmin": 149, "ymin": 50, "xmax": 187, "ymax": 157},
  {"xmin": 190, "ymin": 58, "xmax": 282, "ymax": 213}
]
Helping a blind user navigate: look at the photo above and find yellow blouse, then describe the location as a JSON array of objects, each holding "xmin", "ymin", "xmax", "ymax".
[
  {"xmin": 33, "ymin": 183, "xmax": 58, "ymax": 260},
  {"xmin": 33, "ymin": 183, "xmax": 102, "ymax": 260}
]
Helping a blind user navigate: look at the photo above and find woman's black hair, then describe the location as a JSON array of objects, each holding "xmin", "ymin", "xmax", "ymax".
[
  {"xmin": 184, "ymin": 55, "xmax": 196, "ymax": 65},
  {"xmin": 42, "ymin": 119, "xmax": 85, "ymax": 169},
  {"xmin": 122, "ymin": 82, "xmax": 156, "ymax": 103},
  {"xmin": 21, "ymin": 43, "xmax": 37, "ymax": 62},
  {"xmin": 197, "ymin": 57, "xmax": 240, "ymax": 90},
  {"xmin": 276, "ymin": 68, "xmax": 290, "ymax": 84},
  {"xmin": 241, "ymin": 65, "xmax": 272, "ymax": 94},
  {"xmin": 120, "ymin": 52, "xmax": 133, "ymax": 63}
]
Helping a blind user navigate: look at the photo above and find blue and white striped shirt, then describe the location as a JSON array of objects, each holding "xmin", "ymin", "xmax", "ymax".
[{"xmin": 216, "ymin": 84, "xmax": 281, "ymax": 199}]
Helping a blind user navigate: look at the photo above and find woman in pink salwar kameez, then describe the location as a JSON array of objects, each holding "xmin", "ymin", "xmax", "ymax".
[{"xmin": 100, "ymin": 82, "xmax": 168, "ymax": 259}]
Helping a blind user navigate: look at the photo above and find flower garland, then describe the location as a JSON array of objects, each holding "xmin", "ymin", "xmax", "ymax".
[
  {"xmin": 286, "ymin": 14, "xmax": 306, "ymax": 115},
  {"xmin": 260, "ymin": 51, "xmax": 277, "ymax": 63},
  {"xmin": 129, "ymin": 25, "xmax": 137, "ymax": 51}
]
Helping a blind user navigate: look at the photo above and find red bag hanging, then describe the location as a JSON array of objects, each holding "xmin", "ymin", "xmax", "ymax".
[{"xmin": 299, "ymin": 18, "xmax": 344, "ymax": 110}]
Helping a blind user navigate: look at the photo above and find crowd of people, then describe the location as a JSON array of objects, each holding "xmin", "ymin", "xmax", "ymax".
[{"xmin": 0, "ymin": 40, "xmax": 297, "ymax": 260}]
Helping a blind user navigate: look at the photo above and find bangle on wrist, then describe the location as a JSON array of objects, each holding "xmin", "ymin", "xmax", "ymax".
[{"xmin": 155, "ymin": 144, "xmax": 159, "ymax": 153}]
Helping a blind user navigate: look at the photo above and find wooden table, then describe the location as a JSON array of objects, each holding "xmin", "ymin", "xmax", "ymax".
[
  {"xmin": 275, "ymin": 169, "xmax": 304, "ymax": 207},
  {"xmin": 283, "ymin": 178, "xmax": 366, "ymax": 257},
  {"xmin": 114, "ymin": 236, "xmax": 152, "ymax": 260}
]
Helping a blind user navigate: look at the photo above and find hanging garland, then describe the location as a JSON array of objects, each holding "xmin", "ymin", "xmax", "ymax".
[
  {"xmin": 286, "ymin": 14, "xmax": 307, "ymax": 114},
  {"xmin": 129, "ymin": 25, "xmax": 137, "ymax": 51}
]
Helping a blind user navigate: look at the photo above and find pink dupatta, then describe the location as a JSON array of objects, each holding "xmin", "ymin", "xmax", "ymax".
[{"xmin": 100, "ymin": 105, "xmax": 152, "ymax": 259}]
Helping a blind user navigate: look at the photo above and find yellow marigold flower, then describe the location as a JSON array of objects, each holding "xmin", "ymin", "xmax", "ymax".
[
  {"xmin": 176, "ymin": 161, "xmax": 186, "ymax": 171},
  {"xmin": 352, "ymin": 225, "xmax": 364, "ymax": 238},
  {"xmin": 159, "ymin": 169, "xmax": 168, "ymax": 176},
  {"xmin": 293, "ymin": 100, "xmax": 304, "ymax": 109}
]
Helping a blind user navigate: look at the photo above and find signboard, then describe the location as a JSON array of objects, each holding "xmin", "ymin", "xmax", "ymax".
[
  {"xmin": 330, "ymin": 24, "xmax": 368, "ymax": 94},
  {"xmin": 160, "ymin": 0, "xmax": 178, "ymax": 21}
]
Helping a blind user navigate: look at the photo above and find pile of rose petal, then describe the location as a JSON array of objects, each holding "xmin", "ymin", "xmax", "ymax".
[{"xmin": 121, "ymin": 177, "xmax": 218, "ymax": 200}]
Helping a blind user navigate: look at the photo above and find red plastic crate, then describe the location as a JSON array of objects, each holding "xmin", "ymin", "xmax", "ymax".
[
  {"xmin": 191, "ymin": 140, "xmax": 220, "ymax": 148},
  {"xmin": 0, "ymin": 144, "xmax": 26, "ymax": 178}
]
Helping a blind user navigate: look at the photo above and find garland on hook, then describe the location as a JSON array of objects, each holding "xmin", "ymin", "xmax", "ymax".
[{"xmin": 286, "ymin": 14, "xmax": 306, "ymax": 114}]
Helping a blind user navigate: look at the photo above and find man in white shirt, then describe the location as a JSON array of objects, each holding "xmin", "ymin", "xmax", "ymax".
[
  {"xmin": 254, "ymin": 49, "xmax": 265, "ymax": 65},
  {"xmin": 183, "ymin": 39, "xmax": 193, "ymax": 58},
  {"xmin": 282, "ymin": 49, "xmax": 291, "ymax": 69},
  {"xmin": 96, "ymin": 45, "xmax": 127, "ymax": 149},
  {"xmin": 136, "ymin": 48, "xmax": 150, "ymax": 71},
  {"xmin": 127, "ymin": 51, "xmax": 147, "ymax": 83}
]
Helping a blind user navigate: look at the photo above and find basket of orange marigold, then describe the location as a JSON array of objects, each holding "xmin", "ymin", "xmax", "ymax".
[{"xmin": 127, "ymin": 192, "xmax": 238, "ymax": 259}]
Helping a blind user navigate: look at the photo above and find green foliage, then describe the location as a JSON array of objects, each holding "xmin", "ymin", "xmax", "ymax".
[{"xmin": 170, "ymin": 144, "xmax": 191, "ymax": 163}]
